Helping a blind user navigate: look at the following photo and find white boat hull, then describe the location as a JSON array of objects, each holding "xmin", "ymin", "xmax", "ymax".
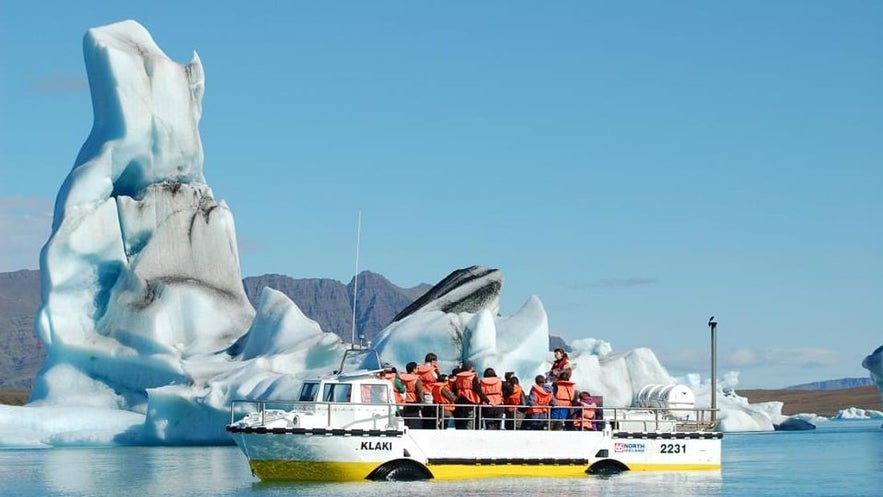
[{"xmin": 228, "ymin": 425, "xmax": 721, "ymax": 481}]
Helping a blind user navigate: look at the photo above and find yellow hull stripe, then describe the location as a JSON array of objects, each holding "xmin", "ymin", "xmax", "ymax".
[
  {"xmin": 249, "ymin": 460, "xmax": 720, "ymax": 481},
  {"xmin": 250, "ymin": 460, "xmax": 379, "ymax": 481}
]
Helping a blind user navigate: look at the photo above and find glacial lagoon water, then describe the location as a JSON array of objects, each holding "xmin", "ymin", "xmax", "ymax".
[{"xmin": 1, "ymin": 419, "xmax": 881, "ymax": 497}]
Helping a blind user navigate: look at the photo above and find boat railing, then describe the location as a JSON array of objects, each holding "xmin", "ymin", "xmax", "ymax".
[
  {"xmin": 229, "ymin": 400, "xmax": 718, "ymax": 432},
  {"xmin": 230, "ymin": 399, "xmax": 401, "ymax": 430}
]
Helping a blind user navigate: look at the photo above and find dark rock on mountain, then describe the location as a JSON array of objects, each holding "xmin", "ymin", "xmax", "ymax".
[
  {"xmin": 0, "ymin": 270, "xmax": 44, "ymax": 389},
  {"xmin": 392, "ymin": 266, "xmax": 502, "ymax": 322},
  {"xmin": 549, "ymin": 335, "xmax": 571, "ymax": 352},
  {"xmin": 241, "ymin": 270, "xmax": 431, "ymax": 343}
]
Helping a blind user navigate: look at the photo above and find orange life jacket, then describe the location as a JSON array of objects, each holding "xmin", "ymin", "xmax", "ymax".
[
  {"xmin": 479, "ymin": 377, "xmax": 503, "ymax": 406},
  {"xmin": 554, "ymin": 380, "xmax": 576, "ymax": 407},
  {"xmin": 431, "ymin": 381, "xmax": 455, "ymax": 412},
  {"xmin": 399, "ymin": 373, "xmax": 420, "ymax": 403},
  {"xmin": 526, "ymin": 384, "xmax": 552, "ymax": 415},
  {"xmin": 415, "ymin": 363, "xmax": 437, "ymax": 390},
  {"xmin": 454, "ymin": 371, "xmax": 480, "ymax": 404},
  {"xmin": 382, "ymin": 373, "xmax": 404, "ymax": 404},
  {"xmin": 573, "ymin": 398, "xmax": 597, "ymax": 430},
  {"xmin": 504, "ymin": 384, "xmax": 524, "ymax": 413}
]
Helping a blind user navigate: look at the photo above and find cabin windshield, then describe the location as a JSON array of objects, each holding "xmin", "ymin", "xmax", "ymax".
[
  {"xmin": 298, "ymin": 382, "xmax": 320, "ymax": 402},
  {"xmin": 338, "ymin": 348, "xmax": 382, "ymax": 374},
  {"xmin": 322, "ymin": 383, "xmax": 353, "ymax": 403}
]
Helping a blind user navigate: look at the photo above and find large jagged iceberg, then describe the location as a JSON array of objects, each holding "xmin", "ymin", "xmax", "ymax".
[
  {"xmin": 862, "ymin": 345, "xmax": 883, "ymax": 407},
  {"xmin": 0, "ymin": 20, "xmax": 798, "ymax": 447}
]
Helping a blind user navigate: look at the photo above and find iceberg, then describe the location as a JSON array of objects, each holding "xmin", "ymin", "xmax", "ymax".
[
  {"xmin": 0, "ymin": 20, "xmax": 801, "ymax": 448},
  {"xmin": 862, "ymin": 345, "xmax": 883, "ymax": 406}
]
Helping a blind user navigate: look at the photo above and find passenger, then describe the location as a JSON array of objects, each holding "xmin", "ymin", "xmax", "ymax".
[
  {"xmin": 399, "ymin": 362, "xmax": 424, "ymax": 429},
  {"xmin": 448, "ymin": 367, "xmax": 461, "ymax": 397},
  {"xmin": 379, "ymin": 364, "xmax": 405, "ymax": 405},
  {"xmin": 453, "ymin": 361, "xmax": 490, "ymax": 429},
  {"xmin": 431, "ymin": 373, "xmax": 457, "ymax": 429},
  {"xmin": 547, "ymin": 348, "xmax": 572, "ymax": 382},
  {"xmin": 416, "ymin": 353, "xmax": 441, "ymax": 428},
  {"xmin": 503, "ymin": 375, "xmax": 525, "ymax": 430},
  {"xmin": 415, "ymin": 353, "xmax": 440, "ymax": 396},
  {"xmin": 572, "ymin": 391, "xmax": 597, "ymax": 431},
  {"xmin": 501, "ymin": 372, "xmax": 514, "ymax": 426},
  {"xmin": 479, "ymin": 368, "xmax": 504, "ymax": 430},
  {"xmin": 550, "ymin": 370, "xmax": 577, "ymax": 430},
  {"xmin": 523, "ymin": 374, "xmax": 555, "ymax": 430}
]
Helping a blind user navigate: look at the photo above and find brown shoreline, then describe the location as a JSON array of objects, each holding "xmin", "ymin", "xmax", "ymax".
[
  {"xmin": 0, "ymin": 389, "xmax": 29, "ymax": 405},
  {"xmin": 736, "ymin": 385, "xmax": 881, "ymax": 417},
  {"xmin": 2, "ymin": 385, "xmax": 880, "ymax": 416}
]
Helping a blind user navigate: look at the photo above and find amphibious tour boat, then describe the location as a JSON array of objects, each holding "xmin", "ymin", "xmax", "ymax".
[{"xmin": 226, "ymin": 348, "xmax": 722, "ymax": 481}]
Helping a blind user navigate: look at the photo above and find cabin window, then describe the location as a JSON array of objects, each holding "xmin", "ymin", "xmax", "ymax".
[
  {"xmin": 298, "ymin": 382, "xmax": 320, "ymax": 402},
  {"xmin": 322, "ymin": 384, "xmax": 353, "ymax": 403},
  {"xmin": 361, "ymin": 384, "xmax": 389, "ymax": 404}
]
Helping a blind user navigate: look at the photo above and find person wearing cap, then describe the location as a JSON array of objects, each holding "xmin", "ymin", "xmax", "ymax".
[
  {"xmin": 453, "ymin": 360, "xmax": 490, "ymax": 429},
  {"xmin": 573, "ymin": 391, "xmax": 598, "ymax": 430}
]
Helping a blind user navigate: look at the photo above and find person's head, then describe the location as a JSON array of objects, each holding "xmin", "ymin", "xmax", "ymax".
[
  {"xmin": 504, "ymin": 371, "xmax": 515, "ymax": 381},
  {"xmin": 553, "ymin": 348, "xmax": 568, "ymax": 360},
  {"xmin": 558, "ymin": 370, "xmax": 571, "ymax": 381},
  {"xmin": 406, "ymin": 361, "xmax": 417, "ymax": 374},
  {"xmin": 535, "ymin": 374, "xmax": 546, "ymax": 385},
  {"xmin": 425, "ymin": 352, "xmax": 438, "ymax": 363},
  {"xmin": 437, "ymin": 374, "xmax": 448, "ymax": 383},
  {"xmin": 483, "ymin": 367, "xmax": 497, "ymax": 378},
  {"xmin": 579, "ymin": 391, "xmax": 593, "ymax": 402},
  {"xmin": 509, "ymin": 376, "xmax": 520, "ymax": 386},
  {"xmin": 451, "ymin": 367, "xmax": 462, "ymax": 376},
  {"xmin": 461, "ymin": 360, "xmax": 474, "ymax": 372}
]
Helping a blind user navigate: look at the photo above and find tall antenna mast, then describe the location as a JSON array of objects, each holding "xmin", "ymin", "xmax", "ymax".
[{"xmin": 351, "ymin": 211, "xmax": 362, "ymax": 347}]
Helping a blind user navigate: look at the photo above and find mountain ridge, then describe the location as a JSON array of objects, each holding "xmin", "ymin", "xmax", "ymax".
[
  {"xmin": 0, "ymin": 269, "xmax": 876, "ymax": 395},
  {"xmin": 0, "ymin": 268, "xmax": 430, "ymax": 390}
]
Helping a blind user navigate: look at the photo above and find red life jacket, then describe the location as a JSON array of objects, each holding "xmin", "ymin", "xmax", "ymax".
[
  {"xmin": 505, "ymin": 385, "xmax": 524, "ymax": 413},
  {"xmin": 415, "ymin": 363, "xmax": 437, "ymax": 390},
  {"xmin": 399, "ymin": 373, "xmax": 420, "ymax": 403},
  {"xmin": 573, "ymin": 398, "xmax": 597, "ymax": 430},
  {"xmin": 431, "ymin": 381, "xmax": 455, "ymax": 412},
  {"xmin": 479, "ymin": 377, "xmax": 503, "ymax": 406},
  {"xmin": 554, "ymin": 380, "xmax": 576, "ymax": 406},
  {"xmin": 454, "ymin": 371, "xmax": 480, "ymax": 404},
  {"xmin": 526, "ymin": 384, "xmax": 552, "ymax": 415}
]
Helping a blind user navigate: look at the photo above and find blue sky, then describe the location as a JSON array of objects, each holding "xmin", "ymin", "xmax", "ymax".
[{"xmin": 1, "ymin": 1, "xmax": 881, "ymax": 388}]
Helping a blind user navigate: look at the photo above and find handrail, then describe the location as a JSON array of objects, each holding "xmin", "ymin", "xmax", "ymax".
[{"xmin": 229, "ymin": 399, "xmax": 719, "ymax": 432}]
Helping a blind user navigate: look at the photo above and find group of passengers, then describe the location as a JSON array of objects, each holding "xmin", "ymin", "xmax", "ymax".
[{"xmin": 377, "ymin": 348, "xmax": 599, "ymax": 431}]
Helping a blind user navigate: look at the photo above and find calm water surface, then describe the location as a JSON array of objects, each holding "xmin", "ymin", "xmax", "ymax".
[{"xmin": 1, "ymin": 419, "xmax": 881, "ymax": 496}]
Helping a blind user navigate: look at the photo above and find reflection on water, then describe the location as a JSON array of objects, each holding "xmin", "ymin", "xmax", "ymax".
[
  {"xmin": 2, "ymin": 420, "xmax": 881, "ymax": 497},
  {"xmin": 251, "ymin": 471, "xmax": 722, "ymax": 497}
]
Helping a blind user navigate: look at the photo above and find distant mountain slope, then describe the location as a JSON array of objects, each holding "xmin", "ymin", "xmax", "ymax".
[
  {"xmin": 2, "ymin": 269, "xmax": 430, "ymax": 390},
  {"xmin": 786, "ymin": 377, "xmax": 874, "ymax": 391},
  {"xmin": 242, "ymin": 271, "xmax": 431, "ymax": 343},
  {"xmin": 740, "ymin": 385, "xmax": 881, "ymax": 416},
  {"xmin": 0, "ymin": 270, "xmax": 44, "ymax": 389}
]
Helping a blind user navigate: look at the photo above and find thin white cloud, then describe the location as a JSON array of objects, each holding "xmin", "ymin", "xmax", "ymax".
[
  {"xmin": 0, "ymin": 196, "xmax": 53, "ymax": 272},
  {"xmin": 566, "ymin": 277, "xmax": 659, "ymax": 291},
  {"xmin": 659, "ymin": 346, "xmax": 842, "ymax": 373}
]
